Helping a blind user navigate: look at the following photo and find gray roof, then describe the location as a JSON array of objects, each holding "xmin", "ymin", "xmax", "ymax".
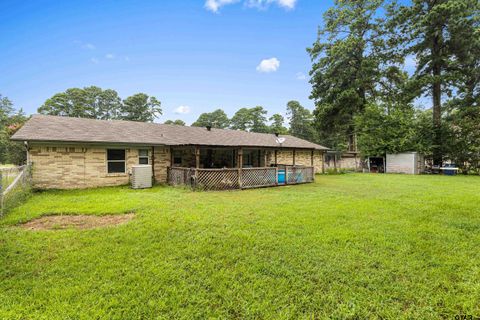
[{"xmin": 11, "ymin": 115, "xmax": 328, "ymax": 150}]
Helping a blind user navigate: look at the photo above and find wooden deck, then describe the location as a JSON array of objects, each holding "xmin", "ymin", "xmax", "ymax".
[{"xmin": 167, "ymin": 166, "xmax": 315, "ymax": 190}]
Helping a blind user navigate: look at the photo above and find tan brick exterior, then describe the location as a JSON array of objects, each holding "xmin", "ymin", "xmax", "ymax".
[
  {"xmin": 28, "ymin": 143, "xmax": 324, "ymax": 189},
  {"xmin": 266, "ymin": 149, "xmax": 324, "ymax": 174},
  {"xmin": 324, "ymin": 153, "xmax": 361, "ymax": 171},
  {"xmin": 28, "ymin": 144, "xmax": 170, "ymax": 189}
]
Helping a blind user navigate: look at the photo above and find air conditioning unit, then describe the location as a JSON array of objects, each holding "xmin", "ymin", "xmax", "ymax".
[{"xmin": 131, "ymin": 165, "xmax": 152, "ymax": 189}]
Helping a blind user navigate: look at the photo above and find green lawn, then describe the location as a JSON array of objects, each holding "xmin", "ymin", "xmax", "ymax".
[{"xmin": 1, "ymin": 174, "xmax": 479, "ymax": 319}]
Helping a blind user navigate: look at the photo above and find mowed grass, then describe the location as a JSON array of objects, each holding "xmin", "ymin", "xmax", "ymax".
[{"xmin": 1, "ymin": 174, "xmax": 480, "ymax": 319}]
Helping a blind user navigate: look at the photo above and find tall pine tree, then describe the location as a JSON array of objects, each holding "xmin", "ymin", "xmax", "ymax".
[
  {"xmin": 308, "ymin": 0, "xmax": 394, "ymax": 151},
  {"xmin": 391, "ymin": 0, "xmax": 480, "ymax": 164}
]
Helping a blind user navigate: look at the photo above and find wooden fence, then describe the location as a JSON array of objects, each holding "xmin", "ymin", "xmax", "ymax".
[
  {"xmin": 0, "ymin": 165, "xmax": 32, "ymax": 215},
  {"xmin": 168, "ymin": 166, "xmax": 314, "ymax": 191}
]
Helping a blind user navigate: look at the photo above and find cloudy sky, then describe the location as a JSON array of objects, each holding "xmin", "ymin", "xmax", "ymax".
[{"xmin": 1, "ymin": 0, "xmax": 333, "ymax": 124}]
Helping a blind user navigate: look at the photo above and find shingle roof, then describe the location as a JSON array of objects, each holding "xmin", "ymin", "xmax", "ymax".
[{"xmin": 11, "ymin": 114, "xmax": 329, "ymax": 150}]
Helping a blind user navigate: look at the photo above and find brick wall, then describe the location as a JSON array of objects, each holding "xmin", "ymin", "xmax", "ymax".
[
  {"xmin": 324, "ymin": 153, "xmax": 361, "ymax": 171},
  {"xmin": 266, "ymin": 149, "xmax": 324, "ymax": 173},
  {"xmin": 28, "ymin": 144, "xmax": 170, "ymax": 189},
  {"xmin": 28, "ymin": 144, "xmax": 324, "ymax": 189}
]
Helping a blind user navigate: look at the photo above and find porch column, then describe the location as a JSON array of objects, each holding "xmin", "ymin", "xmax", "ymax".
[
  {"xmin": 195, "ymin": 146, "xmax": 200, "ymax": 168},
  {"xmin": 274, "ymin": 150, "xmax": 278, "ymax": 166},
  {"xmin": 237, "ymin": 148, "xmax": 243, "ymax": 168},
  {"xmin": 152, "ymin": 146, "xmax": 156, "ymax": 182},
  {"xmin": 311, "ymin": 150, "xmax": 314, "ymax": 167},
  {"xmin": 237, "ymin": 148, "xmax": 243, "ymax": 188},
  {"xmin": 322, "ymin": 152, "xmax": 325, "ymax": 173},
  {"xmin": 293, "ymin": 149, "xmax": 296, "ymax": 166}
]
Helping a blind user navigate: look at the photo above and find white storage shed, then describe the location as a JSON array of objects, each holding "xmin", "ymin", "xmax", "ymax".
[{"xmin": 386, "ymin": 152, "xmax": 425, "ymax": 175}]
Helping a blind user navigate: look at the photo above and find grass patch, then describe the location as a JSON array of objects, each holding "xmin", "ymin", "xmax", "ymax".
[
  {"xmin": 1, "ymin": 174, "xmax": 479, "ymax": 319},
  {"xmin": 18, "ymin": 212, "xmax": 135, "ymax": 230}
]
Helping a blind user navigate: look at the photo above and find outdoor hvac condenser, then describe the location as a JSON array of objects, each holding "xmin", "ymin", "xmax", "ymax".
[{"xmin": 131, "ymin": 165, "xmax": 153, "ymax": 189}]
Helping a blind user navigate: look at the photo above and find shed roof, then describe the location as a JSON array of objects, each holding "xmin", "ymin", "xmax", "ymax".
[{"xmin": 12, "ymin": 115, "xmax": 328, "ymax": 150}]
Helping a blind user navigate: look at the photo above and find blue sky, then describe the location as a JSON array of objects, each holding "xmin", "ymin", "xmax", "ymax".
[{"xmin": 0, "ymin": 0, "xmax": 334, "ymax": 124}]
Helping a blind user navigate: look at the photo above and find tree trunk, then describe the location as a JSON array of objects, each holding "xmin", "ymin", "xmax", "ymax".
[{"xmin": 432, "ymin": 33, "xmax": 443, "ymax": 166}]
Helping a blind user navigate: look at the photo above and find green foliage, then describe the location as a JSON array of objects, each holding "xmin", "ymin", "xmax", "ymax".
[
  {"xmin": 230, "ymin": 108, "xmax": 251, "ymax": 131},
  {"xmin": 164, "ymin": 119, "xmax": 186, "ymax": 126},
  {"xmin": 355, "ymin": 104, "xmax": 433, "ymax": 157},
  {"xmin": 120, "ymin": 93, "xmax": 161, "ymax": 122},
  {"xmin": 444, "ymin": 101, "xmax": 480, "ymax": 173},
  {"xmin": 268, "ymin": 113, "xmax": 288, "ymax": 135},
  {"xmin": 38, "ymin": 87, "xmax": 162, "ymax": 122},
  {"xmin": 286, "ymin": 101, "xmax": 317, "ymax": 142},
  {"xmin": 308, "ymin": 0, "xmax": 396, "ymax": 150},
  {"xmin": 390, "ymin": 0, "xmax": 480, "ymax": 163},
  {"xmin": 0, "ymin": 95, "xmax": 28, "ymax": 165},
  {"xmin": 230, "ymin": 106, "xmax": 269, "ymax": 133},
  {"xmin": 1, "ymin": 175, "xmax": 480, "ymax": 318},
  {"xmin": 191, "ymin": 109, "xmax": 230, "ymax": 128},
  {"xmin": 325, "ymin": 167, "xmax": 349, "ymax": 175}
]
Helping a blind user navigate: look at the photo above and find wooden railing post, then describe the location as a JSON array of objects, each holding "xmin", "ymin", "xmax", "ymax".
[
  {"xmin": 195, "ymin": 147, "xmax": 200, "ymax": 169},
  {"xmin": 238, "ymin": 148, "xmax": 243, "ymax": 188}
]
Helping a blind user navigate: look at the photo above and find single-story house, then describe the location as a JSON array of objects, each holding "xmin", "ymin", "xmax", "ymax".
[{"xmin": 12, "ymin": 115, "xmax": 329, "ymax": 189}]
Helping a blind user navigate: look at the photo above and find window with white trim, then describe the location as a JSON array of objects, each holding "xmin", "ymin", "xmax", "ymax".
[
  {"xmin": 139, "ymin": 149, "xmax": 149, "ymax": 164},
  {"xmin": 107, "ymin": 149, "xmax": 126, "ymax": 173}
]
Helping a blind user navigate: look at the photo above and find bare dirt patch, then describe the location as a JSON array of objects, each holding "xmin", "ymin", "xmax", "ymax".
[{"xmin": 19, "ymin": 213, "xmax": 135, "ymax": 230}]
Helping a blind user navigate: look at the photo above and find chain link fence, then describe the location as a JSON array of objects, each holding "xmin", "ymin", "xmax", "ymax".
[{"xmin": 0, "ymin": 165, "xmax": 32, "ymax": 215}]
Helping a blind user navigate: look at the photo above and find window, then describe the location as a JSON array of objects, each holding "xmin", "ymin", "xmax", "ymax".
[
  {"xmin": 139, "ymin": 149, "xmax": 149, "ymax": 164},
  {"xmin": 107, "ymin": 149, "xmax": 126, "ymax": 173},
  {"xmin": 173, "ymin": 150, "xmax": 182, "ymax": 166}
]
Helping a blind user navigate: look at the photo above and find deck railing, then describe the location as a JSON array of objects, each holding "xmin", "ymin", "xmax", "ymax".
[{"xmin": 167, "ymin": 166, "xmax": 314, "ymax": 191}]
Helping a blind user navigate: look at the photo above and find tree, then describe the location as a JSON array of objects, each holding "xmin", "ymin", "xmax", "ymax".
[
  {"xmin": 38, "ymin": 87, "xmax": 161, "ymax": 122},
  {"xmin": 391, "ymin": 0, "xmax": 480, "ymax": 164},
  {"xmin": 87, "ymin": 87, "xmax": 122, "ymax": 120},
  {"xmin": 268, "ymin": 114, "xmax": 288, "ymax": 135},
  {"xmin": 441, "ymin": 3, "xmax": 480, "ymax": 172},
  {"xmin": 230, "ymin": 106, "xmax": 268, "ymax": 132},
  {"xmin": 164, "ymin": 119, "xmax": 186, "ymax": 126},
  {"xmin": 230, "ymin": 108, "xmax": 251, "ymax": 131},
  {"xmin": 308, "ymin": 0, "xmax": 393, "ymax": 150},
  {"xmin": 119, "ymin": 93, "xmax": 162, "ymax": 122},
  {"xmin": 191, "ymin": 109, "xmax": 230, "ymax": 128},
  {"xmin": 355, "ymin": 103, "xmax": 432, "ymax": 157},
  {"xmin": 0, "ymin": 95, "xmax": 28, "ymax": 164},
  {"xmin": 0, "ymin": 95, "xmax": 14, "ymax": 126},
  {"xmin": 286, "ymin": 101, "xmax": 317, "ymax": 142}
]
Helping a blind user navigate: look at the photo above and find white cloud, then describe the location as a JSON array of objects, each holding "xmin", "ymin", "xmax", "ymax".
[
  {"xmin": 276, "ymin": 0, "xmax": 296, "ymax": 9},
  {"xmin": 247, "ymin": 0, "xmax": 297, "ymax": 10},
  {"xmin": 90, "ymin": 57, "xmax": 99, "ymax": 64},
  {"xmin": 205, "ymin": 0, "xmax": 296, "ymax": 12},
  {"xmin": 296, "ymin": 72, "xmax": 306, "ymax": 80},
  {"xmin": 75, "ymin": 41, "xmax": 96, "ymax": 50},
  {"xmin": 205, "ymin": 0, "xmax": 239, "ymax": 12},
  {"xmin": 256, "ymin": 57, "xmax": 280, "ymax": 73},
  {"xmin": 105, "ymin": 53, "xmax": 115, "ymax": 59},
  {"xmin": 84, "ymin": 43, "xmax": 96, "ymax": 50},
  {"xmin": 174, "ymin": 106, "xmax": 191, "ymax": 114}
]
